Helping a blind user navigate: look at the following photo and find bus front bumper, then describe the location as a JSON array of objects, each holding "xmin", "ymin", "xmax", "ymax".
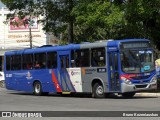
[{"xmin": 121, "ymin": 82, "xmax": 157, "ymax": 93}]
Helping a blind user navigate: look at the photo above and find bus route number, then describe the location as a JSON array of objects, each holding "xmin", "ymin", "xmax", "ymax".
[{"xmin": 6, "ymin": 74, "xmax": 12, "ymax": 78}]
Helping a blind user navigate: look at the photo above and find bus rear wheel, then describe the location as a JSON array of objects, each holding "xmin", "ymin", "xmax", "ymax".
[
  {"xmin": 33, "ymin": 81, "xmax": 49, "ymax": 96},
  {"xmin": 33, "ymin": 81, "xmax": 42, "ymax": 96},
  {"xmin": 122, "ymin": 92, "xmax": 135, "ymax": 98},
  {"xmin": 92, "ymin": 83, "xmax": 105, "ymax": 98}
]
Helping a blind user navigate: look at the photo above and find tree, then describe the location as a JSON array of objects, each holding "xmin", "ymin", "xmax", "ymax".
[
  {"xmin": 2, "ymin": 0, "xmax": 160, "ymax": 49},
  {"xmin": 121, "ymin": 0, "xmax": 160, "ymax": 49},
  {"xmin": 39, "ymin": 0, "xmax": 76, "ymax": 43},
  {"xmin": 73, "ymin": 0, "xmax": 160, "ymax": 49},
  {"xmin": 72, "ymin": 0, "xmax": 126, "ymax": 42}
]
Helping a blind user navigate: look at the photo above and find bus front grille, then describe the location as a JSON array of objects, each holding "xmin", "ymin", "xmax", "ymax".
[
  {"xmin": 135, "ymin": 85, "xmax": 148, "ymax": 88},
  {"xmin": 130, "ymin": 75, "xmax": 150, "ymax": 80}
]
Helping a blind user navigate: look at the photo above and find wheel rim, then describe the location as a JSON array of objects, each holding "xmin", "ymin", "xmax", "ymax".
[
  {"xmin": 35, "ymin": 83, "xmax": 41, "ymax": 93},
  {"xmin": 96, "ymin": 86, "xmax": 103, "ymax": 95}
]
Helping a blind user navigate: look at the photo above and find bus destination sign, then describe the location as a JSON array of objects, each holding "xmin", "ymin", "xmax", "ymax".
[{"xmin": 121, "ymin": 42, "xmax": 150, "ymax": 49}]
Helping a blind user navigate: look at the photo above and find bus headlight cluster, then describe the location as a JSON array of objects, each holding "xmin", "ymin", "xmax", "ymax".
[
  {"xmin": 150, "ymin": 75, "xmax": 157, "ymax": 83},
  {"xmin": 121, "ymin": 77, "xmax": 132, "ymax": 85}
]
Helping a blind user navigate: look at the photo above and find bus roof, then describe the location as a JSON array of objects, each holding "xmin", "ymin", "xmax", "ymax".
[
  {"xmin": 5, "ymin": 39, "xmax": 149, "ymax": 55},
  {"xmin": 107, "ymin": 38, "xmax": 149, "ymax": 47},
  {"xmin": 79, "ymin": 38, "xmax": 149, "ymax": 49}
]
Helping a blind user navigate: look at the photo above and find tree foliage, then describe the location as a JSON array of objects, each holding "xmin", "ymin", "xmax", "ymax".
[
  {"xmin": 1, "ymin": 0, "xmax": 160, "ymax": 49},
  {"xmin": 72, "ymin": 0, "xmax": 126, "ymax": 42},
  {"xmin": 124, "ymin": 0, "xmax": 160, "ymax": 49}
]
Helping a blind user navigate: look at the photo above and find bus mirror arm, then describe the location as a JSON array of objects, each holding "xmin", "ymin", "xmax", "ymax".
[
  {"xmin": 120, "ymin": 53, "xmax": 124, "ymax": 61},
  {"xmin": 115, "ymin": 72, "xmax": 119, "ymax": 80}
]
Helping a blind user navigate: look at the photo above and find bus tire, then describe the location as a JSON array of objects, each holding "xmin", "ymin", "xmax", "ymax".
[
  {"xmin": 33, "ymin": 81, "xmax": 43, "ymax": 96},
  {"xmin": 92, "ymin": 83, "xmax": 105, "ymax": 98},
  {"xmin": 122, "ymin": 92, "xmax": 135, "ymax": 98}
]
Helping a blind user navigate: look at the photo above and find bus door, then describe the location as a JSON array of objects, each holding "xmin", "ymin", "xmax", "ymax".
[
  {"xmin": 107, "ymin": 48, "xmax": 120, "ymax": 92},
  {"xmin": 58, "ymin": 52, "xmax": 70, "ymax": 91}
]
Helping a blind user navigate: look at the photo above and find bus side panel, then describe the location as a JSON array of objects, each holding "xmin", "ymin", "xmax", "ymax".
[
  {"xmin": 81, "ymin": 67, "xmax": 109, "ymax": 93},
  {"xmin": 30, "ymin": 69, "xmax": 57, "ymax": 93},
  {"xmin": 6, "ymin": 71, "xmax": 33, "ymax": 92},
  {"xmin": 47, "ymin": 69, "xmax": 60, "ymax": 92},
  {"xmin": 52, "ymin": 68, "xmax": 77, "ymax": 92},
  {"xmin": 67, "ymin": 68, "xmax": 82, "ymax": 92},
  {"xmin": 5, "ymin": 69, "xmax": 58, "ymax": 93},
  {"xmin": 15, "ymin": 71, "xmax": 32, "ymax": 92},
  {"xmin": 5, "ymin": 72, "xmax": 17, "ymax": 90}
]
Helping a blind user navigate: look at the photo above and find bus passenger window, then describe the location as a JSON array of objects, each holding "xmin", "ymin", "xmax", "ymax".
[
  {"xmin": 6, "ymin": 56, "xmax": 11, "ymax": 71},
  {"xmin": 41, "ymin": 62, "xmax": 46, "ymax": 68},
  {"xmin": 10, "ymin": 55, "xmax": 21, "ymax": 70},
  {"xmin": 10, "ymin": 56, "xmax": 14, "ymax": 70},
  {"xmin": 91, "ymin": 48, "xmax": 105, "ymax": 67},
  {"xmin": 34, "ymin": 53, "xmax": 46, "ymax": 69},
  {"xmin": 61, "ymin": 57, "xmax": 64, "ymax": 68},
  {"xmin": 47, "ymin": 52, "xmax": 57, "ymax": 69},
  {"xmin": 71, "ymin": 50, "xmax": 75, "ymax": 67},
  {"xmin": 66, "ymin": 56, "xmax": 69, "ymax": 68},
  {"xmin": 75, "ymin": 49, "xmax": 90, "ymax": 67},
  {"xmin": 22, "ymin": 54, "xmax": 33, "ymax": 70},
  {"xmin": 34, "ymin": 61, "xmax": 41, "ymax": 69},
  {"xmin": 114, "ymin": 53, "xmax": 118, "ymax": 71},
  {"xmin": 27, "ymin": 64, "xmax": 32, "ymax": 69}
]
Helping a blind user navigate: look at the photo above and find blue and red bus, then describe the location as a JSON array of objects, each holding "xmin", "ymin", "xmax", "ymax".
[{"xmin": 4, "ymin": 39, "xmax": 157, "ymax": 98}]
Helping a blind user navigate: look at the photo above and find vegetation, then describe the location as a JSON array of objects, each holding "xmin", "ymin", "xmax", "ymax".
[{"xmin": 1, "ymin": 0, "xmax": 160, "ymax": 49}]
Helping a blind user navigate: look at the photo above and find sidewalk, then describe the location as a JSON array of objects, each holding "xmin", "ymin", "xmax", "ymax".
[{"xmin": 135, "ymin": 92, "xmax": 160, "ymax": 97}]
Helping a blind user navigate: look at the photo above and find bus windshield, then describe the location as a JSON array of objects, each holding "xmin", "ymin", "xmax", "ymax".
[{"xmin": 121, "ymin": 50, "xmax": 154, "ymax": 73}]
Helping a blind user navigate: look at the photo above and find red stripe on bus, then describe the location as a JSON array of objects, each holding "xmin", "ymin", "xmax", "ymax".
[{"xmin": 52, "ymin": 71, "xmax": 62, "ymax": 92}]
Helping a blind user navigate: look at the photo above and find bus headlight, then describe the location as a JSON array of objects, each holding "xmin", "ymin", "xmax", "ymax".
[
  {"xmin": 121, "ymin": 77, "xmax": 132, "ymax": 85},
  {"xmin": 150, "ymin": 75, "xmax": 157, "ymax": 83}
]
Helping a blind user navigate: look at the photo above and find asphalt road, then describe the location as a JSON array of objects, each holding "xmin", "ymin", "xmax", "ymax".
[{"xmin": 0, "ymin": 87, "xmax": 160, "ymax": 120}]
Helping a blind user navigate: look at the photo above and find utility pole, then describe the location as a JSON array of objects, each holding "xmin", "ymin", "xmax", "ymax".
[
  {"xmin": 28, "ymin": 16, "xmax": 33, "ymax": 48},
  {"xmin": 29, "ymin": 19, "xmax": 32, "ymax": 48},
  {"xmin": 28, "ymin": 1, "xmax": 33, "ymax": 48}
]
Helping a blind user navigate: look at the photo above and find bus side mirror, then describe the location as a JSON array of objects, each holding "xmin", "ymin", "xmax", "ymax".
[
  {"xmin": 71, "ymin": 60, "xmax": 75, "ymax": 67},
  {"xmin": 100, "ymin": 57, "xmax": 104, "ymax": 61},
  {"xmin": 71, "ymin": 60, "xmax": 75, "ymax": 63}
]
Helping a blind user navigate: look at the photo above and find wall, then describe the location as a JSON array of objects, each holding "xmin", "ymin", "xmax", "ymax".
[{"xmin": 0, "ymin": 7, "xmax": 48, "ymax": 56}]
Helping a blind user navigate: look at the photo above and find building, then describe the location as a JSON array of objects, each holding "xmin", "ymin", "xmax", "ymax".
[{"xmin": 0, "ymin": 3, "xmax": 59, "ymax": 71}]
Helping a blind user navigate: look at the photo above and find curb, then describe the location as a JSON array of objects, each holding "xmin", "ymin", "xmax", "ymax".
[{"xmin": 135, "ymin": 93, "xmax": 160, "ymax": 97}]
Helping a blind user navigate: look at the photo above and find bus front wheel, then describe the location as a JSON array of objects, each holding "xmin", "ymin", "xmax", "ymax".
[{"xmin": 92, "ymin": 83, "xmax": 105, "ymax": 98}]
